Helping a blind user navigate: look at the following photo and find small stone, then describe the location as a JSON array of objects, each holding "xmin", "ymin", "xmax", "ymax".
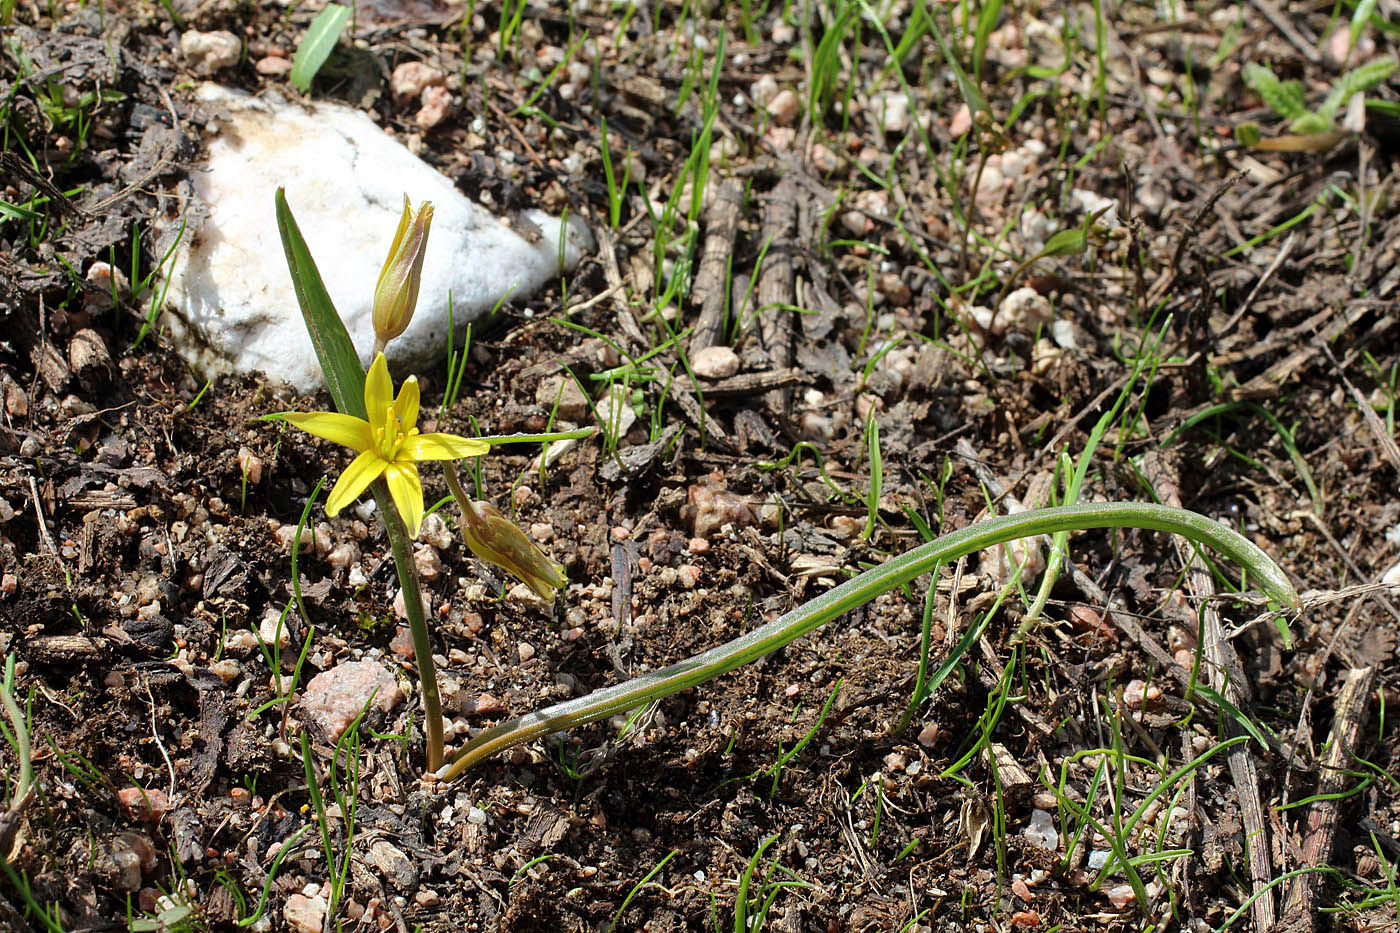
[
  {"xmin": 389, "ymin": 626, "xmax": 415, "ymax": 659},
  {"xmin": 683, "ymin": 478, "xmax": 756, "ymax": 539},
  {"xmin": 917, "ymin": 723, "xmax": 939, "ymax": 747},
  {"xmin": 258, "ymin": 611, "xmax": 291, "ymax": 650},
  {"xmin": 1381, "ymin": 557, "xmax": 1400, "ymax": 589},
  {"xmin": 326, "ymin": 542, "xmax": 359, "ymax": 571},
  {"xmin": 998, "ymin": 287, "xmax": 1053, "ymax": 333},
  {"xmin": 3, "ymin": 381, "xmax": 27, "ymax": 417},
  {"xmin": 809, "ymin": 143, "xmax": 839, "ymax": 173},
  {"xmin": 463, "ymin": 692, "xmax": 503, "ymax": 715},
  {"xmin": 222, "ymin": 629, "xmax": 260, "ymax": 656},
  {"xmin": 595, "ymin": 385, "xmax": 637, "ymax": 438},
  {"xmin": 766, "ymin": 88, "xmax": 800, "ymax": 126},
  {"xmin": 1122, "ymin": 679, "xmax": 1163, "ymax": 711},
  {"xmin": 0, "ymin": 573, "xmax": 16, "ymax": 596},
  {"xmin": 416, "ymin": 85, "xmax": 454, "ymax": 130},
  {"xmin": 118, "ymin": 787, "xmax": 171, "ymax": 823},
  {"xmin": 1104, "ymin": 884, "xmax": 1135, "ymax": 909},
  {"xmin": 421, "ymin": 512, "xmax": 453, "ymax": 550},
  {"xmin": 750, "ymin": 74, "xmax": 779, "ymax": 108},
  {"xmin": 879, "ymin": 272, "xmax": 910, "ymax": 307},
  {"xmin": 179, "ymin": 30, "xmax": 241, "ymax": 76},
  {"xmin": 949, "ymin": 103, "xmax": 973, "ymax": 138},
  {"xmin": 237, "ymin": 447, "xmax": 263, "ymax": 485},
  {"xmin": 1022, "ymin": 809, "xmax": 1058, "ymax": 852},
  {"xmin": 829, "ymin": 514, "xmax": 863, "ymax": 540},
  {"xmin": 1067, "ymin": 605, "xmax": 1111, "ymax": 639},
  {"xmin": 691, "ymin": 345, "xmax": 740, "ymax": 379},
  {"xmin": 255, "ymin": 55, "xmax": 292, "ymax": 76},
  {"xmin": 390, "ymin": 62, "xmax": 446, "ymax": 104},
  {"xmin": 762, "ymin": 125, "xmax": 795, "ymax": 154},
  {"xmin": 116, "ymin": 832, "xmax": 158, "ymax": 874},
  {"xmin": 507, "ymin": 582, "xmax": 546, "ymax": 607},
  {"xmin": 284, "ymin": 893, "xmax": 328, "ymax": 933},
  {"xmin": 210, "ymin": 659, "xmax": 241, "ymax": 683},
  {"xmin": 301, "ymin": 660, "xmax": 404, "ymax": 743},
  {"xmin": 517, "ymin": 641, "xmax": 536, "ymax": 662},
  {"xmin": 369, "ymin": 840, "xmax": 419, "ymax": 891},
  {"xmin": 870, "ymin": 92, "xmax": 910, "ymax": 133},
  {"xmin": 536, "ymin": 375, "xmax": 589, "ymax": 421},
  {"xmin": 1050, "ymin": 319, "xmax": 1078, "ymax": 350},
  {"xmin": 109, "ymin": 843, "xmax": 142, "ymax": 891},
  {"xmin": 676, "ymin": 565, "xmax": 700, "ymax": 589},
  {"xmin": 273, "ymin": 523, "xmax": 313, "ymax": 555},
  {"xmin": 413, "ymin": 544, "xmax": 442, "ymax": 581}
]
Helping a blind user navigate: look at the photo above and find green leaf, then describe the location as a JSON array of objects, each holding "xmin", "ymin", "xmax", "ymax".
[
  {"xmin": 1192, "ymin": 684, "xmax": 1271, "ymax": 748},
  {"xmin": 1350, "ymin": 0, "xmax": 1379, "ymax": 52},
  {"xmin": 1234, "ymin": 122, "xmax": 1263, "ymax": 147},
  {"xmin": 274, "ymin": 189, "xmax": 367, "ymax": 417},
  {"xmin": 1243, "ymin": 63, "xmax": 1307, "ymax": 121},
  {"xmin": 439, "ymin": 500, "xmax": 1300, "ymax": 780},
  {"xmin": 1317, "ymin": 57, "xmax": 1397, "ymax": 126},
  {"xmin": 290, "ymin": 3, "xmax": 351, "ymax": 94},
  {"xmin": 928, "ymin": 14, "xmax": 988, "ymax": 115},
  {"xmin": 1289, "ymin": 112, "xmax": 1332, "ymax": 134},
  {"xmin": 1039, "ymin": 227, "xmax": 1088, "ymax": 258},
  {"xmin": 971, "ymin": 0, "xmax": 1003, "ymax": 80},
  {"xmin": 1037, "ymin": 206, "xmax": 1111, "ymax": 260}
]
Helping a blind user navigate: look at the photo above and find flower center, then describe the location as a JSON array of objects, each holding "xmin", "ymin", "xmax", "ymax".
[{"xmin": 373, "ymin": 403, "xmax": 406, "ymax": 460}]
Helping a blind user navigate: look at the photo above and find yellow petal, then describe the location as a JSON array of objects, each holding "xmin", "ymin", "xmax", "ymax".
[
  {"xmin": 376, "ymin": 195, "xmax": 412, "ymax": 296},
  {"xmin": 400, "ymin": 432, "xmax": 490, "ymax": 462},
  {"xmin": 394, "ymin": 376, "xmax": 420, "ymax": 433},
  {"xmin": 325, "ymin": 450, "xmax": 388, "ymax": 515},
  {"xmin": 364, "ymin": 354, "xmax": 393, "ymax": 432},
  {"xmin": 280, "ymin": 412, "xmax": 373, "ymax": 451},
  {"xmin": 384, "ymin": 461, "xmax": 424, "ymax": 537}
]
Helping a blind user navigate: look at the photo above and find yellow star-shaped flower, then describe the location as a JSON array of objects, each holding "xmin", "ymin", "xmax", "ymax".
[{"xmin": 280, "ymin": 353, "xmax": 488, "ymax": 537}]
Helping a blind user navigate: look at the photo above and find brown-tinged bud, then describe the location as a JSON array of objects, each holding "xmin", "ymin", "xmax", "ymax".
[
  {"xmin": 373, "ymin": 196, "xmax": 434, "ymax": 349},
  {"xmin": 460, "ymin": 499, "xmax": 566, "ymax": 602}
]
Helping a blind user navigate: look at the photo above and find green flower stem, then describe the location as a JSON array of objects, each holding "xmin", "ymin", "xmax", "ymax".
[
  {"xmin": 442, "ymin": 462, "xmax": 480, "ymax": 525},
  {"xmin": 437, "ymin": 502, "xmax": 1297, "ymax": 782},
  {"xmin": 372, "ymin": 478, "xmax": 443, "ymax": 772}
]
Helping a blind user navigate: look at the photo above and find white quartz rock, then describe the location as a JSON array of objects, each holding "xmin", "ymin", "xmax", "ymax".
[{"xmin": 161, "ymin": 84, "xmax": 593, "ymax": 391}]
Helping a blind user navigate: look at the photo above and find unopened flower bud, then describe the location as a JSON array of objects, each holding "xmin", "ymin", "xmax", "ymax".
[
  {"xmin": 373, "ymin": 196, "xmax": 433, "ymax": 349},
  {"xmin": 460, "ymin": 499, "xmax": 566, "ymax": 603}
]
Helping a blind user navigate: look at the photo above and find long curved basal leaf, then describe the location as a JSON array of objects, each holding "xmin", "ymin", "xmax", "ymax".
[
  {"xmin": 275, "ymin": 188, "xmax": 367, "ymax": 418},
  {"xmin": 438, "ymin": 502, "xmax": 1298, "ymax": 780}
]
